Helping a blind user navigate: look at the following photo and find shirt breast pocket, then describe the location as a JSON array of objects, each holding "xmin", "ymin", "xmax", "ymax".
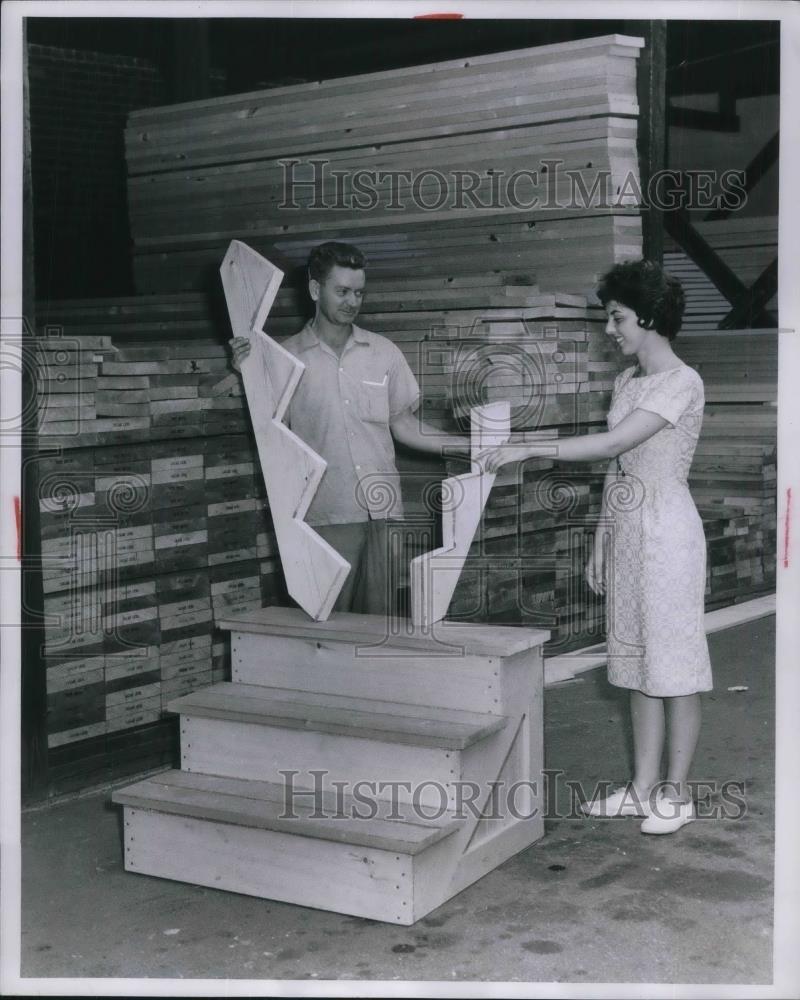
[{"xmin": 357, "ymin": 376, "xmax": 390, "ymax": 424}]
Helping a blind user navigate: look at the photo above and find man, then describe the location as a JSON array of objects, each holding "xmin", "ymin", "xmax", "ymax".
[{"xmin": 230, "ymin": 241, "xmax": 471, "ymax": 614}]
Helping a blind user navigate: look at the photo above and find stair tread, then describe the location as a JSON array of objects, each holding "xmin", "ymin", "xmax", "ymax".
[
  {"xmin": 168, "ymin": 682, "xmax": 507, "ymax": 750},
  {"xmin": 219, "ymin": 604, "xmax": 549, "ymax": 656},
  {"xmin": 112, "ymin": 769, "xmax": 461, "ymax": 854}
]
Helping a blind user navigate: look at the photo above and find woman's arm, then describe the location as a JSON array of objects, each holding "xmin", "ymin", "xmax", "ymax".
[
  {"xmin": 478, "ymin": 407, "xmax": 669, "ymax": 471},
  {"xmin": 586, "ymin": 458, "xmax": 617, "ymax": 596}
]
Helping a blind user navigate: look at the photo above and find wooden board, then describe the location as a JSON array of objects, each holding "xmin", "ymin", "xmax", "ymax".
[
  {"xmin": 121, "ymin": 807, "xmax": 417, "ymax": 924},
  {"xmin": 179, "ymin": 714, "xmax": 460, "ymax": 811},
  {"xmin": 230, "ymin": 631, "xmax": 502, "ymax": 714},
  {"xmin": 124, "ymin": 34, "xmax": 643, "ymax": 295},
  {"xmin": 112, "ymin": 769, "xmax": 461, "ymax": 854},
  {"xmin": 411, "ymin": 402, "xmax": 510, "ymax": 628},
  {"xmin": 219, "ymin": 239, "xmax": 349, "ymax": 620},
  {"xmin": 220, "ymin": 605, "xmax": 550, "ymax": 657},
  {"xmin": 168, "ymin": 681, "xmax": 508, "ymax": 750}
]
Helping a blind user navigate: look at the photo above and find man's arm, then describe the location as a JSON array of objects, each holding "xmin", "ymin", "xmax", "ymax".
[{"xmin": 390, "ymin": 407, "xmax": 471, "ymax": 458}]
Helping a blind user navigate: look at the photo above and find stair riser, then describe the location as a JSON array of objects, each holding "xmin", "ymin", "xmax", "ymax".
[
  {"xmin": 180, "ymin": 715, "xmax": 462, "ymax": 810},
  {"xmin": 122, "ymin": 806, "xmax": 417, "ymax": 924},
  {"xmin": 231, "ymin": 631, "xmax": 502, "ymax": 714}
]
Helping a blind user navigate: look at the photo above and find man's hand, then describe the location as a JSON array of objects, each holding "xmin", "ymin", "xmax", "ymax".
[
  {"xmin": 229, "ymin": 336, "xmax": 252, "ymax": 372},
  {"xmin": 585, "ymin": 544, "xmax": 606, "ymax": 597},
  {"xmin": 389, "ymin": 409, "xmax": 471, "ymax": 457}
]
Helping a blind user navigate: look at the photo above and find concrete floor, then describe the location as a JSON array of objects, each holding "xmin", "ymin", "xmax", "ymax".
[{"xmin": 20, "ymin": 617, "xmax": 775, "ymax": 986}]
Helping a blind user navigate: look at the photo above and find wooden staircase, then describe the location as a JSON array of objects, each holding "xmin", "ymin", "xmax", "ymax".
[{"xmin": 112, "ymin": 606, "xmax": 549, "ymax": 925}]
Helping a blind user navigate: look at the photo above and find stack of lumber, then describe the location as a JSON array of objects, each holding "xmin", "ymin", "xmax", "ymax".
[
  {"xmin": 678, "ymin": 329, "xmax": 777, "ymax": 605},
  {"xmin": 38, "ymin": 431, "xmax": 285, "ymax": 754},
  {"xmin": 365, "ymin": 291, "xmax": 618, "ymax": 428},
  {"xmin": 34, "ymin": 313, "xmax": 291, "ymax": 780},
  {"xmin": 35, "ymin": 330, "xmax": 245, "ymax": 449},
  {"xmin": 124, "ymin": 34, "xmax": 643, "ymax": 295}
]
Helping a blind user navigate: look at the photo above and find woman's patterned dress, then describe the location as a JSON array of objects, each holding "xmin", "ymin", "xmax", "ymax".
[{"xmin": 604, "ymin": 363, "xmax": 713, "ymax": 696}]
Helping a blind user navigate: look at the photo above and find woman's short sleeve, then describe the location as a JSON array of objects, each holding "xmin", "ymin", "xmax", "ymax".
[{"xmin": 636, "ymin": 368, "xmax": 702, "ymax": 428}]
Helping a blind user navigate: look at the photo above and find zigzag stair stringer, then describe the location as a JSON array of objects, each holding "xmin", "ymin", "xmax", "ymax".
[
  {"xmin": 410, "ymin": 401, "xmax": 510, "ymax": 629},
  {"xmin": 220, "ymin": 239, "xmax": 350, "ymax": 621}
]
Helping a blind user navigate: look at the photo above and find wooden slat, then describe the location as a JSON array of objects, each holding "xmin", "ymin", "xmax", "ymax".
[
  {"xmin": 167, "ymin": 681, "xmax": 508, "ymax": 750},
  {"xmin": 126, "ymin": 35, "xmax": 644, "ymax": 124},
  {"xmin": 125, "ymin": 34, "xmax": 643, "ymax": 294},
  {"xmin": 112, "ymin": 769, "xmax": 461, "ymax": 854},
  {"xmin": 221, "ymin": 604, "xmax": 550, "ymax": 656},
  {"xmin": 121, "ymin": 807, "xmax": 415, "ymax": 924}
]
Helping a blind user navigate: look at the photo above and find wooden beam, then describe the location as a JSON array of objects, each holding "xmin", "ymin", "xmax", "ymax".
[
  {"xmin": 634, "ymin": 19, "xmax": 667, "ymax": 265},
  {"xmin": 718, "ymin": 258, "xmax": 778, "ymax": 329},
  {"xmin": 704, "ymin": 131, "xmax": 779, "ymax": 221},
  {"xmin": 663, "ymin": 206, "xmax": 748, "ymax": 304},
  {"xmin": 667, "ymin": 105, "xmax": 740, "ymax": 132}
]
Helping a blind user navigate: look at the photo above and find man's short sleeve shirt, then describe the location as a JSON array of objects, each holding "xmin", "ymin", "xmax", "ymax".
[{"xmin": 282, "ymin": 322, "xmax": 420, "ymax": 526}]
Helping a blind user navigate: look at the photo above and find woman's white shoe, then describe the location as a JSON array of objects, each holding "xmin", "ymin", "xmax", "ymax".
[
  {"xmin": 640, "ymin": 796, "xmax": 695, "ymax": 834},
  {"xmin": 581, "ymin": 785, "xmax": 653, "ymax": 818}
]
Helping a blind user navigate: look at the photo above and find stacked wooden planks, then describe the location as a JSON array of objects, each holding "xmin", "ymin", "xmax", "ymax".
[
  {"xmin": 124, "ymin": 34, "xmax": 644, "ymax": 295},
  {"xmin": 34, "ymin": 308, "xmax": 290, "ymax": 783},
  {"xmin": 679, "ymin": 329, "xmax": 778, "ymax": 606}
]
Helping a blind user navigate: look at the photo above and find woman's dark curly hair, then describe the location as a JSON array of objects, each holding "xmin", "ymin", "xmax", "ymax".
[{"xmin": 596, "ymin": 259, "xmax": 685, "ymax": 341}]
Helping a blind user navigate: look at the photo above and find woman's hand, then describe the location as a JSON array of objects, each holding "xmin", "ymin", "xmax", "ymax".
[
  {"xmin": 229, "ymin": 336, "xmax": 252, "ymax": 372},
  {"xmin": 585, "ymin": 542, "xmax": 606, "ymax": 597},
  {"xmin": 475, "ymin": 443, "xmax": 536, "ymax": 474}
]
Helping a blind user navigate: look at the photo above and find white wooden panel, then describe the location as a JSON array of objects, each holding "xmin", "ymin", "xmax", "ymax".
[
  {"xmin": 169, "ymin": 681, "xmax": 507, "ymax": 749},
  {"xmin": 410, "ymin": 401, "xmax": 510, "ymax": 628},
  {"xmin": 230, "ymin": 631, "xmax": 499, "ymax": 713},
  {"xmin": 180, "ymin": 715, "xmax": 459, "ymax": 811},
  {"xmin": 123, "ymin": 807, "xmax": 414, "ymax": 924},
  {"xmin": 114, "ymin": 770, "xmax": 460, "ymax": 854},
  {"xmin": 220, "ymin": 605, "xmax": 550, "ymax": 657},
  {"xmin": 446, "ymin": 816, "xmax": 545, "ymax": 899},
  {"xmin": 219, "ymin": 240, "xmax": 349, "ymax": 620}
]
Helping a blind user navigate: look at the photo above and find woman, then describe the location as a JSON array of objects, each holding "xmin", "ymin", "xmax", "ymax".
[{"xmin": 479, "ymin": 259, "xmax": 712, "ymax": 835}]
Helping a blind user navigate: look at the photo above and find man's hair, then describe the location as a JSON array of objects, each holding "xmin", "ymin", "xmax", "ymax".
[
  {"xmin": 308, "ymin": 242, "xmax": 366, "ymax": 283},
  {"xmin": 596, "ymin": 259, "xmax": 685, "ymax": 341}
]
